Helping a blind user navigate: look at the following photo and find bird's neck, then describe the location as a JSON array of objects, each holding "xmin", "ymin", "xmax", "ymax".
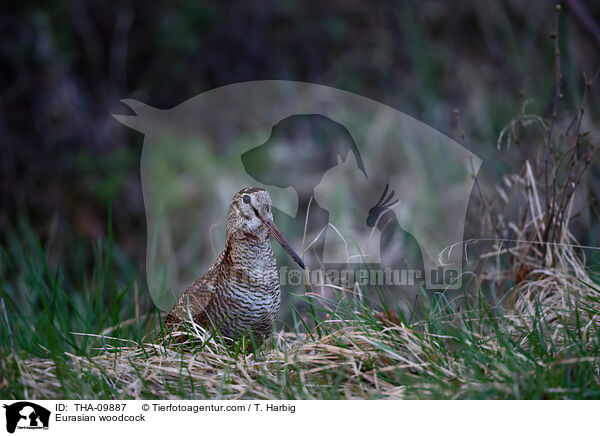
[
  {"xmin": 218, "ymin": 236, "xmax": 275, "ymax": 273},
  {"xmin": 214, "ymin": 237, "xmax": 277, "ymax": 290}
]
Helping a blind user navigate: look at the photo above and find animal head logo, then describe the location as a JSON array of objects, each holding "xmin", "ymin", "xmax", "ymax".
[
  {"xmin": 3, "ymin": 402, "xmax": 50, "ymax": 434},
  {"xmin": 113, "ymin": 80, "xmax": 481, "ymax": 312}
]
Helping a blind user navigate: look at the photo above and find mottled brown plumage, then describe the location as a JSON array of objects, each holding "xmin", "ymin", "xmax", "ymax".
[{"xmin": 165, "ymin": 187, "xmax": 305, "ymax": 344}]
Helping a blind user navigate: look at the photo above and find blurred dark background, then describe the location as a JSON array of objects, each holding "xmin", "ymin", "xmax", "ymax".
[{"xmin": 1, "ymin": 0, "xmax": 600, "ymax": 294}]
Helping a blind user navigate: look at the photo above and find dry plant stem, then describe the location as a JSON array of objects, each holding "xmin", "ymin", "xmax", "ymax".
[
  {"xmin": 543, "ymin": 6, "xmax": 562, "ymax": 256},
  {"xmin": 547, "ymin": 67, "xmax": 600, "ymax": 249},
  {"xmin": 565, "ymin": 66, "xmax": 600, "ymax": 137}
]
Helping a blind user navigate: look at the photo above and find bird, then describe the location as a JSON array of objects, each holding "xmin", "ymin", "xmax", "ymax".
[{"xmin": 164, "ymin": 187, "xmax": 305, "ymax": 345}]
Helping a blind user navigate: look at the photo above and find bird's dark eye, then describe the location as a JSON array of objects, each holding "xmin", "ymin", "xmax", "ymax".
[{"xmin": 242, "ymin": 195, "xmax": 251, "ymax": 204}]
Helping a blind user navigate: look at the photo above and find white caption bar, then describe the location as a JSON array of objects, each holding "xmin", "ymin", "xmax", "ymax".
[{"xmin": 0, "ymin": 400, "xmax": 596, "ymax": 436}]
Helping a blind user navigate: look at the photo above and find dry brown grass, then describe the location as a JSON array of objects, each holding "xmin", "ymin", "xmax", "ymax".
[
  {"xmin": 8, "ymin": 320, "xmax": 440, "ymax": 399},
  {"xmin": 475, "ymin": 161, "xmax": 599, "ymax": 325},
  {"xmin": 7, "ymin": 156, "xmax": 600, "ymax": 400}
]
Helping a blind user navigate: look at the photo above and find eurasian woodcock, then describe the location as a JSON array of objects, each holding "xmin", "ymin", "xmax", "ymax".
[{"xmin": 165, "ymin": 187, "xmax": 305, "ymax": 344}]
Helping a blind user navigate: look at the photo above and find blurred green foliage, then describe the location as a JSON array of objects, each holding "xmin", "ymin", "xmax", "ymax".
[{"xmin": 1, "ymin": 0, "xmax": 600, "ymax": 332}]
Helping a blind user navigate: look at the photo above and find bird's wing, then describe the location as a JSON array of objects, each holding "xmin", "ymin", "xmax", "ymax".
[
  {"xmin": 165, "ymin": 272, "xmax": 217, "ymax": 325},
  {"xmin": 165, "ymin": 244, "xmax": 231, "ymax": 325}
]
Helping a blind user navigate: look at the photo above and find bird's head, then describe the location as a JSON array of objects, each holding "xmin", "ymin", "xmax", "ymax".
[{"xmin": 226, "ymin": 187, "xmax": 305, "ymax": 269}]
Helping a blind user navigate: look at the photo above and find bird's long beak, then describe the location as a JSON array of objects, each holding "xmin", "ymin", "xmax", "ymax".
[{"xmin": 263, "ymin": 218, "xmax": 306, "ymax": 269}]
